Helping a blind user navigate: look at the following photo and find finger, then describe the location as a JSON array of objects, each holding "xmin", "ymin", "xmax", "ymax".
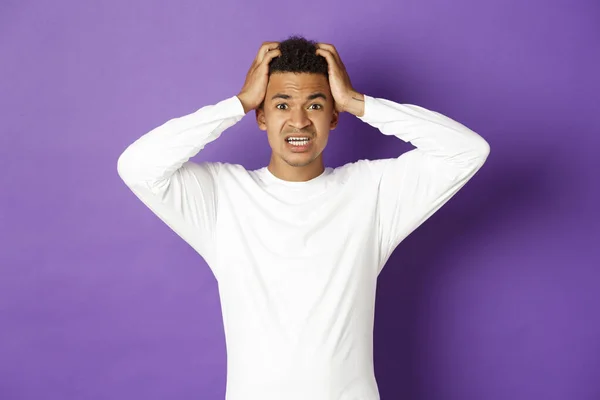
[
  {"xmin": 316, "ymin": 43, "xmax": 344, "ymax": 69},
  {"xmin": 253, "ymin": 48, "xmax": 281, "ymax": 73},
  {"xmin": 256, "ymin": 42, "xmax": 280, "ymax": 64},
  {"xmin": 315, "ymin": 48, "xmax": 339, "ymax": 71},
  {"xmin": 259, "ymin": 48, "xmax": 281, "ymax": 67},
  {"xmin": 316, "ymin": 46, "xmax": 342, "ymax": 71},
  {"xmin": 256, "ymin": 48, "xmax": 281, "ymax": 68}
]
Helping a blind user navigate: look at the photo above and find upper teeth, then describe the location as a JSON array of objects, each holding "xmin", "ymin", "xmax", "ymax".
[{"xmin": 287, "ymin": 137, "xmax": 309, "ymax": 141}]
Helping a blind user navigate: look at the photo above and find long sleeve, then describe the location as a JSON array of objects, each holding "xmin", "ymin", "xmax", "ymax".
[
  {"xmin": 116, "ymin": 95, "xmax": 246, "ymax": 276},
  {"xmin": 356, "ymin": 95, "xmax": 491, "ymax": 272}
]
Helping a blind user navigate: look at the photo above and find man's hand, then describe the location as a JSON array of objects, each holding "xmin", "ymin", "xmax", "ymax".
[
  {"xmin": 237, "ymin": 42, "xmax": 281, "ymax": 114},
  {"xmin": 315, "ymin": 43, "xmax": 365, "ymax": 117}
]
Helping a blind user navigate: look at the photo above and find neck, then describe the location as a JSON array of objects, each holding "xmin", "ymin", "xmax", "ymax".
[{"xmin": 267, "ymin": 156, "xmax": 325, "ymax": 182}]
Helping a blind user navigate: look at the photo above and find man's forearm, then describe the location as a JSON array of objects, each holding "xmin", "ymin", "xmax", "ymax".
[
  {"xmin": 117, "ymin": 96, "xmax": 245, "ymax": 187},
  {"xmin": 357, "ymin": 95, "xmax": 490, "ymax": 167},
  {"xmin": 344, "ymin": 91, "xmax": 365, "ymax": 117}
]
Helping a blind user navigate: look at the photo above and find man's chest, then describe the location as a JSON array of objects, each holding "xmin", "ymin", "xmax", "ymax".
[{"xmin": 216, "ymin": 186, "xmax": 378, "ymax": 258}]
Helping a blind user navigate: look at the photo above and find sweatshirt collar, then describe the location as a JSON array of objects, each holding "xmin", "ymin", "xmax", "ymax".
[{"xmin": 259, "ymin": 166, "xmax": 332, "ymax": 188}]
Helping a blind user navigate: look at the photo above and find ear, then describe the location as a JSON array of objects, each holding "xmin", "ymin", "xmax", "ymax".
[
  {"xmin": 329, "ymin": 110, "xmax": 340, "ymax": 131},
  {"xmin": 255, "ymin": 108, "xmax": 267, "ymax": 131}
]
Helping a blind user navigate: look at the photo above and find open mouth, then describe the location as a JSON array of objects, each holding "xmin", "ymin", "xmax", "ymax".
[{"xmin": 285, "ymin": 136, "xmax": 312, "ymax": 152}]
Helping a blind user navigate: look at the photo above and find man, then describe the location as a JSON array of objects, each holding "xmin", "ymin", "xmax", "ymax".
[{"xmin": 117, "ymin": 36, "xmax": 490, "ymax": 400}]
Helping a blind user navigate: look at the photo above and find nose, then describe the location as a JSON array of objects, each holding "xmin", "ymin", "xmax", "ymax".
[{"xmin": 288, "ymin": 107, "xmax": 311, "ymax": 131}]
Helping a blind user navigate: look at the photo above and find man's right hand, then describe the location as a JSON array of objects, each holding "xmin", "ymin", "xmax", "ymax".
[{"xmin": 236, "ymin": 42, "xmax": 281, "ymax": 114}]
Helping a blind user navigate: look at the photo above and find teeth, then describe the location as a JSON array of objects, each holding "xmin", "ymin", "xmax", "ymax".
[
  {"xmin": 287, "ymin": 137, "xmax": 310, "ymax": 146},
  {"xmin": 290, "ymin": 140, "xmax": 309, "ymax": 146}
]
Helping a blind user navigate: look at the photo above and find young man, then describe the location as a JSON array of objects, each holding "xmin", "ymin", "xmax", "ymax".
[{"xmin": 117, "ymin": 36, "xmax": 490, "ymax": 400}]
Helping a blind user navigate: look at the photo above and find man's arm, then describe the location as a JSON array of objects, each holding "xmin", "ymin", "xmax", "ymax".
[
  {"xmin": 116, "ymin": 42, "xmax": 281, "ymax": 278},
  {"xmin": 356, "ymin": 94, "xmax": 491, "ymax": 272},
  {"xmin": 116, "ymin": 95, "xmax": 246, "ymax": 276}
]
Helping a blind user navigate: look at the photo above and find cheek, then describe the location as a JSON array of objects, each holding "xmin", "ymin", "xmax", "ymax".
[
  {"xmin": 264, "ymin": 114, "xmax": 285, "ymax": 131},
  {"xmin": 315, "ymin": 117, "xmax": 333, "ymax": 134},
  {"xmin": 266, "ymin": 130, "xmax": 284, "ymax": 149}
]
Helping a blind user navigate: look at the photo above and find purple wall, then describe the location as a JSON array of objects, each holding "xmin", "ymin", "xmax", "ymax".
[{"xmin": 1, "ymin": 1, "xmax": 599, "ymax": 399}]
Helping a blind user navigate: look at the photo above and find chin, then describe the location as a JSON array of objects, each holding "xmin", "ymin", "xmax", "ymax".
[{"xmin": 288, "ymin": 155, "xmax": 320, "ymax": 168}]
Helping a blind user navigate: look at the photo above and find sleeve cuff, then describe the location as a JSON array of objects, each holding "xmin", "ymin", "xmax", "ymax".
[
  {"xmin": 223, "ymin": 95, "xmax": 247, "ymax": 116},
  {"xmin": 356, "ymin": 94, "xmax": 384, "ymax": 123}
]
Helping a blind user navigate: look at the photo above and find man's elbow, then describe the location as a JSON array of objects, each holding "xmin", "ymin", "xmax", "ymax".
[
  {"xmin": 475, "ymin": 136, "xmax": 491, "ymax": 162},
  {"xmin": 116, "ymin": 150, "xmax": 139, "ymax": 186},
  {"xmin": 465, "ymin": 134, "xmax": 490, "ymax": 167}
]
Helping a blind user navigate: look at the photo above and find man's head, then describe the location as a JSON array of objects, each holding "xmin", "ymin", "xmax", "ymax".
[{"xmin": 256, "ymin": 36, "xmax": 339, "ymax": 178}]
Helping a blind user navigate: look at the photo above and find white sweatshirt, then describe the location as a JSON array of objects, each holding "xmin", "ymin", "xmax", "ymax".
[{"xmin": 117, "ymin": 94, "xmax": 490, "ymax": 400}]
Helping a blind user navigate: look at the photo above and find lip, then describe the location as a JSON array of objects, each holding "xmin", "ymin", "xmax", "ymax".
[{"xmin": 285, "ymin": 138, "xmax": 313, "ymax": 152}]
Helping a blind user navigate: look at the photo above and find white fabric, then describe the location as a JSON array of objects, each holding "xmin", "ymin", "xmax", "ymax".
[{"xmin": 117, "ymin": 93, "xmax": 490, "ymax": 399}]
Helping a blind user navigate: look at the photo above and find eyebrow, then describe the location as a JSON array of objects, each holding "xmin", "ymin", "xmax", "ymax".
[{"xmin": 270, "ymin": 92, "xmax": 327, "ymax": 102}]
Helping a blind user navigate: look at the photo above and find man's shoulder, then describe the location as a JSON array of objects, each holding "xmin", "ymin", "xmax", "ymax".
[
  {"xmin": 179, "ymin": 160, "xmax": 249, "ymax": 180},
  {"xmin": 333, "ymin": 158, "xmax": 391, "ymax": 176}
]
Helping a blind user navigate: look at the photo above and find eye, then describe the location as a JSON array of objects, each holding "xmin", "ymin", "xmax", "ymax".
[{"xmin": 275, "ymin": 103, "xmax": 323, "ymax": 110}]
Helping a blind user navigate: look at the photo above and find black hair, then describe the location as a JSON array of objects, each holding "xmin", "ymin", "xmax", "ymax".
[
  {"xmin": 258, "ymin": 35, "xmax": 328, "ymax": 110},
  {"xmin": 268, "ymin": 35, "xmax": 328, "ymax": 76}
]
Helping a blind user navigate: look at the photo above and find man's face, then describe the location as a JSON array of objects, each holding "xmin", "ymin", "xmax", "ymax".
[{"xmin": 256, "ymin": 72, "xmax": 339, "ymax": 168}]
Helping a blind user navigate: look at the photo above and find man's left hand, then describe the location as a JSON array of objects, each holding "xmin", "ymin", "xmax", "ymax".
[{"xmin": 316, "ymin": 43, "xmax": 365, "ymax": 117}]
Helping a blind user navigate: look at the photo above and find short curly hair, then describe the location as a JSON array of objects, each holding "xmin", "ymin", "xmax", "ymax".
[
  {"xmin": 268, "ymin": 35, "xmax": 328, "ymax": 77},
  {"xmin": 258, "ymin": 35, "xmax": 329, "ymax": 110}
]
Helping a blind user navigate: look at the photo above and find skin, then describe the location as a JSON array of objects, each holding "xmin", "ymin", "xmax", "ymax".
[
  {"xmin": 237, "ymin": 42, "xmax": 365, "ymax": 182},
  {"xmin": 255, "ymin": 72, "xmax": 339, "ymax": 182}
]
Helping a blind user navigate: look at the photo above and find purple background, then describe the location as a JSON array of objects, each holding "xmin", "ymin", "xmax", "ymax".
[{"xmin": 1, "ymin": 1, "xmax": 599, "ymax": 399}]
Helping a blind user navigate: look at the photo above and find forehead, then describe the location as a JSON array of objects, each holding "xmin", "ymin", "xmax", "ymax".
[{"xmin": 266, "ymin": 72, "xmax": 330, "ymax": 99}]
